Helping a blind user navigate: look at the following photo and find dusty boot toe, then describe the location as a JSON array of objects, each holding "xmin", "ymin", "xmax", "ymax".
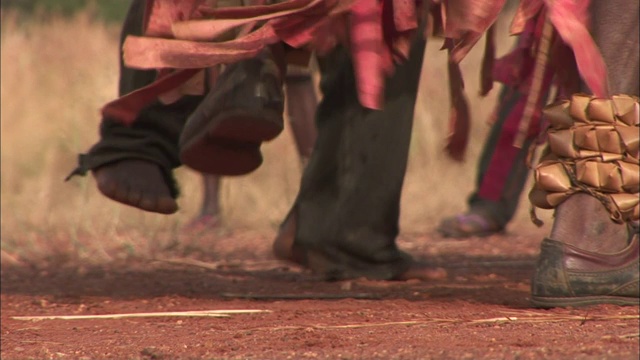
[
  {"xmin": 531, "ymin": 236, "xmax": 640, "ymax": 308},
  {"xmin": 92, "ymin": 160, "xmax": 178, "ymax": 214}
]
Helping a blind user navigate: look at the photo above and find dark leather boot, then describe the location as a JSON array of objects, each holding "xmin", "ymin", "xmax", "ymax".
[
  {"xmin": 531, "ymin": 236, "xmax": 639, "ymax": 308},
  {"xmin": 179, "ymin": 51, "xmax": 284, "ymax": 176}
]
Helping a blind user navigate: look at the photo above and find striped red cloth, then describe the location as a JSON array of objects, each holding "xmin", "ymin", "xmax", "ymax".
[
  {"xmin": 103, "ymin": 0, "xmax": 608, "ymax": 159},
  {"xmin": 105, "ymin": 0, "xmax": 405, "ymax": 125}
]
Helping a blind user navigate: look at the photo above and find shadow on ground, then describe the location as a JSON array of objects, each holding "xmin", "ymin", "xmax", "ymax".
[{"xmin": 1, "ymin": 253, "xmax": 536, "ymax": 308}]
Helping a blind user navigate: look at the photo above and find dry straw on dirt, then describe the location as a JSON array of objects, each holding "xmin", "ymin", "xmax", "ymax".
[
  {"xmin": 0, "ymin": 9, "xmax": 550, "ymax": 266},
  {"xmin": 13, "ymin": 309, "xmax": 272, "ymax": 321},
  {"xmin": 13, "ymin": 309, "xmax": 639, "ymax": 324}
]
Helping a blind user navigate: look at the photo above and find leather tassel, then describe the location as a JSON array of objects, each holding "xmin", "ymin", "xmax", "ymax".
[
  {"xmin": 479, "ymin": 25, "xmax": 495, "ymax": 96},
  {"xmin": 445, "ymin": 45, "xmax": 471, "ymax": 161}
]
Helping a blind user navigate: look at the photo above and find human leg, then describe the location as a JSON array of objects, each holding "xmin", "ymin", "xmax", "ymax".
[
  {"xmin": 273, "ymin": 35, "xmax": 427, "ymax": 281},
  {"xmin": 530, "ymin": 0, "xmax": 639, "ymax": 307},
  {"xmin": 439, "ymin": 87, "xmax": 536, "ymax": 238},
  {"xmin": 284, "ymin": 64, "xmax": 319, "ymax": 166},
  {"xmin": 67, "ymin": 0, "xmax": 202, "ymax": 214}
]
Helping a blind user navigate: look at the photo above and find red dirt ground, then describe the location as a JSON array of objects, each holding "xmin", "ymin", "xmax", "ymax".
[{"xmin": 2, "ymin": 229, "xmax": 639, "ymax": 359}]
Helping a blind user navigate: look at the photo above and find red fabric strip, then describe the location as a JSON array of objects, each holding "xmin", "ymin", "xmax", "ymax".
[
  {"xmin": 145, "ymin": 0, "xmax": 204, "ymax": 38},
  {"xmin": 350, "ymin": 0, "xmax": 386, "ymax": 110},
  {"xmin": 477, "ymin": 90, "xmax": 526, "ymax": 201},
  {"xmin": 199, "ymin": 0, "xmax": 315, "ymax": 18},
  {"xmin": 477, "ymin": 67, "xmax": 553, "ymax": 201},
  {"xmin": 544, "ymin": 0, "xmax": 608, "ymax": 97},
  {"xmin": 101, "ymin": 69, "xmax": 201, "ymax": 126},
  {"xmin": 445, "ymin": 47, "xmax": 470, "ymax": 161}
]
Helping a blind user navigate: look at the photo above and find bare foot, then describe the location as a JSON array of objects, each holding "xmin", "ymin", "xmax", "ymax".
[
  {"xmin": 93, "ymin": 160, "xmax": 178, "ymax": 214},
  {"xmin": 272, "ymin": 208, "xmax": 307, "ymax": 266}
]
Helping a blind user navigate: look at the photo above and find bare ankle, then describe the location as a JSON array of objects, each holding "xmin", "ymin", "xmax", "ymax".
[{"xmin": 550, "ymin": 194, "xmax": 630, "ymax": 253}]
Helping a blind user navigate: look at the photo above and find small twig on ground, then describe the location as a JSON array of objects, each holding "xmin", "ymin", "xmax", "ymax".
[
  {"xmin": 580, "ymin": 311, "xmax": 590, "ymax": 325},
  {"xmin": 154, "ymin": 258, "xmax": 292, "ymax": 272},
  {"xmin": 153, "ymin": 258, "xmax": 225, "ymax": 271},
  {"xmin": 12, "ymin": 309, "xmax": 272, "ymax": 321},
  {"xmin": 242, "ymin": 314, "xmax": 640, "ymax": 332}
]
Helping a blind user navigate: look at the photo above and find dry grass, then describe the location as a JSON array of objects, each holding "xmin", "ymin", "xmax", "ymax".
[{"xmin": 0, "ymin": 10, "xmax": 552, "ymax": 265}]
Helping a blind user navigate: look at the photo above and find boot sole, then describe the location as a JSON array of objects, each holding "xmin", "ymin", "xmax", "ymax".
[
  {"xmin": 180, "ymin": 109, "xmax": 283, "ymax": 175},
  {"xmin": 531, "ymin": 295, "xmax": 640, "ymax": 308},
  {"xmin": 207, "ymin": 108, "xmax": 283, "ymax": 142},
  {"xmin": 180, "ymin": 138, "xmax": 263, "ymax": 176}
]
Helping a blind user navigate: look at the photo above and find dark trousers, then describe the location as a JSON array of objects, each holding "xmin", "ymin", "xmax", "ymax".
[
  {"xmin": 78, "ymin": 1, "xmax": 427, "ymax": 281},
  {"xmin": 289, "ymin": 36, "xmax": 427, "ymax": 281}
]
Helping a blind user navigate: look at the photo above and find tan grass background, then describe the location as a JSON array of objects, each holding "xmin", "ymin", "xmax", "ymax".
[{"xmin": 0, "ymin": 10, "xmax": 552, "ymax": 265}]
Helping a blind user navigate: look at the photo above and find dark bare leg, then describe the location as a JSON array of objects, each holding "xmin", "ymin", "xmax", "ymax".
[
  {"xmin": 284, "ymin": 66, "xmax": 319, "ymax": 165},
  {"xmin": 199, "ymin": 175, "xmax": 222, "ymax": 217},
  {"xmin": 184, "ymin": 174, "xmax": 223, "ymax": 230},
  {"xmin": 528, "ymin": 0, "xmax": 639, "ymax": 308}
]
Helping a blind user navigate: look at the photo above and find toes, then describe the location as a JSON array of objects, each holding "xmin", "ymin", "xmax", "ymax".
[
  {"xmin": 111, "ymin": 175, "xmax": 132, "ymax": 205},
  {"xmin": 137, "ymin": 192, "xmax": 158, "ymax": 214},
  {"xmin": 136, "ymin": 185, "xmax": 178, "ymax": 215},
  {"xmin": 125, "ymin": 183, "xmax": 144, "ymax": 209},
  {"xmin": 91, "ymin": 161, "xmax": 178, "ymax": 214},
  {"xmin": 154, "ymin": 195, "xmax": 179, "ymax": 214},
  {"xmin": 94, "ymin": 169, "xmax": 118, "ymax": 199},
  {"xmin": 143, "ymin": 174, "xmax": 178, "ymax": 214}
]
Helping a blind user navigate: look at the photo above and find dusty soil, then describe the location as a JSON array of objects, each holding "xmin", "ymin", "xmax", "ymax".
[{"xmin": 2, "ymin": 229, "xmax": 639, "ymax": 359}]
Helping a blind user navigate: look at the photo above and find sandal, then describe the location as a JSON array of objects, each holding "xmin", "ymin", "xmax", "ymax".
[{"xmin": 437, "ymin": 212, "xmax": 504, "ymax": 238}]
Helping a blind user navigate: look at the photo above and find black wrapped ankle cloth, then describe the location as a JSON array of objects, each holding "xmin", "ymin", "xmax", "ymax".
[{"xmin": 66, "ymin": 0, "xmax": 196, "ymax": 214}]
